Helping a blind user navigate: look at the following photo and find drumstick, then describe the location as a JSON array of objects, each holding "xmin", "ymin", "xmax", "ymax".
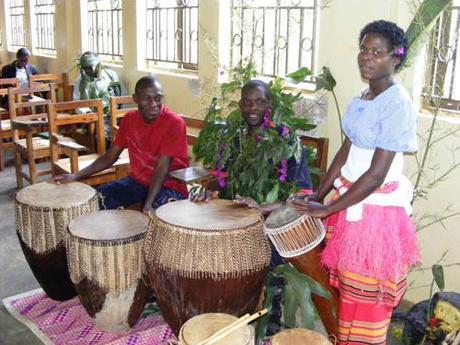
[
  {"xmin": 195, "ymin": 313, "xmax": 250, "ymax": 345},
  {"xmin": 197, "ymin": 309, "xmax": 268, "ymax": 345}
]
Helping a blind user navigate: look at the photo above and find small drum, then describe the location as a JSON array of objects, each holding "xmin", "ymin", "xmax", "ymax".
[
  {"xmin": 144, "ymin": 199, "xmax": 271, "ymax": 335},
  {"xmin": 67, "ymin": 210, "xmax": 150, "ymax": 332},
  {"xmin": 15, "ymin": 181, "xmax": 98, "ymax": 301},
  {"xmin": 264, "ymin": 205, "xmax": 325, "ymax": 258},
  {"xmin": 178, "ymin": 313, "xmax": 254, "ymax": 345},
  {"xmin": 264, "ymin": 205, "xmax": 339, "ymax": 336},
  {"xmin": 271, "ymin": 328, "xmax": 332, "ymax": 345}
]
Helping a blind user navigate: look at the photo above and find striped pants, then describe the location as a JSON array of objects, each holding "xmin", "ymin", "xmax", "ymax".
[{"xmin": 331, "ymin": 270, "xmax": 407, "ymax": 345}]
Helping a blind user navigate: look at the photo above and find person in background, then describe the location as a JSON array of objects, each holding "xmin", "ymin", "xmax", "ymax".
[
  {"xmin": 52, "ymin": 75, "xmax": 189, "ymax": 214},
  {"xmin": 1, "ymin": 48, "xmax": 39, "ymax": 108},
  {"xmin": 72, "ymin": 51, "xmax": 126, "ymax": 141},
  {"xmin": 288, "ymin": 20, "xmax": 420, "ymax": 344},
  {"xmin": 1, "ymin": 48, "xmax": 39, "ymax": 88}
]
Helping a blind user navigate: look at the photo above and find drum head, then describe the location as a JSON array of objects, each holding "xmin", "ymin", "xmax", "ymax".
[
  {"xmin": 271, "ymin": 328, "xmax": 332, "ymax": 345},
  {"xmin": 264, "ymin": 204, "xmax": 301, "ymax": 229},
  {"xmin": 155, "ymin": 199, "xmax": 261, "ymax": 231},
  {"xmin": 68, "ymin": 210, "xmax": 148, "ymax": 240},
  {"xmin": 180, "ymin": 313, "xmax": 251, "ymax": 345},
  {"xmin": 16, "ymin": 182, "xmax": 96, "ymax": 208}
]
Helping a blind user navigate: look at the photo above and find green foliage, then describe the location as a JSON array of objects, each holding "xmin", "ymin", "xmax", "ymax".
[
  {"xmin": 142, "ymin": 302, "xmax": 161, "ymax": 317},
  {"xmin": 255, "ymin": 264, "xmax": 334, "ymax": 344},
  {"xmin": 403, "ymin": 0, "xmax": 452, "ymax": 69},
  {"xmin": 193, "ymin": 63, "xmax": 317, "ymax": 204},
  {"xmin": 432, "ymin": 264, "xmax": 445, "ymax": 291},
  {"xmin": 315, "ymin": 66, "xmax": 336, "ymax": 92},
  {"xmin": 316, "ymin": 66, "xmax": 344, "ymax": 143}
]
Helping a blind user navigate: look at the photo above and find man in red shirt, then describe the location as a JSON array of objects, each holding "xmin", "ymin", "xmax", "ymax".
[{"xmin": 52, "ymin": 76, "xmax": 189, "ymax": 213}]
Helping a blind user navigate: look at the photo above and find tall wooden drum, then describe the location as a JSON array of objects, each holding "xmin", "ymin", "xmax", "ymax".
[
  {"xmin": 144, "ymin": 199, "xmax": 271, "ymax": 335},
  {"xmin": 264, "ymin": 205, "xmax": 339, "ymax": 336},
  {"xmin": 15, "ymin": 181, "xmax": 98, "ymax": 301},
  {"xmin": 67, "ymin": 210, "xmax": 150, "ymax": 332}
]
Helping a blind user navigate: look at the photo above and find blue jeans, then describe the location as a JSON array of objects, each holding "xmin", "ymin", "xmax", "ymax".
[{"xmin": 97, "ymin": 176, "xmax": 185, "ymax": 210}]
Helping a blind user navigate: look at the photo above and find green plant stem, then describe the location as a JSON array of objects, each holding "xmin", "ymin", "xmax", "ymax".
[
  {"xmin": 331, "ymin": 89, "xmax": 344, "ymax": 143},
  {"xmin": 414, "ymin": 98, "xmax": 442, "ymax": 195},
  {"xmin": 428, "ymin": 127, "xmax": 460, "ymax": 147},
  {"xmin": 416, "ymin": 211, "xmax": 460, "ymax": 231},
  {"xmin": 412, "ymin": 262, "xmax": 460, "ymax": 272},
  {"xmin": 426, "ymin": 162, "xmax": 460, "ymax": 188}
]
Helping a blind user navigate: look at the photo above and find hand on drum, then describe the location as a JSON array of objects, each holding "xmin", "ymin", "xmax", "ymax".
[
  {"xmin": 143, "ymin": 203, "xmax": 154, "ymax": 216},
  {"xmin": 287, "ymin": 196, "xmax": 331, "ymax": 218},
  {"xmin": 189, "ymin": 186, "xmax": 219, "ymax": 202},
  {"xmin": 233, "ymin": 194, "xmax": 260, "ymax": 211},
  {"xmin": 48, "ymin": 173, "xmax": 77, "ymax": 185}
]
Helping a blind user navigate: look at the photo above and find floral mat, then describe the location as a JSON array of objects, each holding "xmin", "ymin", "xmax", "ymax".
[{"xmin": 2, "ymin": 288, "xmax": 177, "ymax": 345}]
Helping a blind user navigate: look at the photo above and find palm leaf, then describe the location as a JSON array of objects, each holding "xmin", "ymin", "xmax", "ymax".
[
  {"xmin": 404, "ymin": 0, "xmax": 452, "ymax": 68},
  {"xmin": 282, "ymin": 282, "xmax": 298, "ymax": 328}
]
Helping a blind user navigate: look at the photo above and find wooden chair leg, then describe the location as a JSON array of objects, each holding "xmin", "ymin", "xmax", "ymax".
[
  {"xmin": 14, "ymin": 148, "xmax": 23, "ymax": 189},
  {"xmin": 0, "ymin": 145, "xmax": 4, "ymax": 171},
  {"xmin": 28, "ymin": 156, "xmax": 37, "ymax": 185}
]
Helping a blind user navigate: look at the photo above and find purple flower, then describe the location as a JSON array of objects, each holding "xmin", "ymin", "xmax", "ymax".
[
  {"xmin": 278, "ymin": 159, "xmax": 287, "ymax": 182},
  {"xmin": 394, "ymin": 46, "xmax": 405, "ymax": 57},
  {"xmin": 217, "ymin": 170, "xmax": 226, "ymax": 188},
  {"xmin": 216, "ymin": 143, "xmax": 226, "ymax": 188},
  {"xmin": 261, "ymin": 107, "xmax": 272, "ymax": 130},
  {"xmin": 280, "ymin": 126, "xmax": 290, "ymax": 138},
  {"xmin": 256, "ymin": 135, "xmax": 262, "ymax": 142}
]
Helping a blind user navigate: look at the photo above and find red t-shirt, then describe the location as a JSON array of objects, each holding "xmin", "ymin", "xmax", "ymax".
[{"xmin": 114, "ymin": 105, "xmax": 189, "ymax": 197}]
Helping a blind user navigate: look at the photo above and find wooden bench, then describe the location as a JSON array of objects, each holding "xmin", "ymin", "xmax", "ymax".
[
  {"xmin": 29, "ymin": 72, "xmax": 72, "ymax": 102},
  {"xmin": 48, "ymin": 99, "xmax": 130, "ymax": 186}
]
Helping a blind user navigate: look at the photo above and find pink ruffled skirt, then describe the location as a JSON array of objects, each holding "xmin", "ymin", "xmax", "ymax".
[{"xmin": 321, "ymin": 197, "xmax": 420, "ymax": 282}]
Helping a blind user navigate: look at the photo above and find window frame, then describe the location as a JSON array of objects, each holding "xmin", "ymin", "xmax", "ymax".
[
  {"xmin": 31, "ymin": 0, "xmax": 56, "ymax": 56},
  {"xmin": 85, "ymin": 0, "xmax": 123, "ymax": 63},
  {"xmin": 144, "ymin": 0, "xmax": 199, "ymax": 71},
  {"xmin": 6, "ymin": 0, "xmax": 26, "ymax": 51},
  {"xmin": 228, "ymin": 0, "xmax": 319, "ymax": 83},
  {"xmin": 424, "ymin": 2, "xmax": 460, "ymax": 112}
]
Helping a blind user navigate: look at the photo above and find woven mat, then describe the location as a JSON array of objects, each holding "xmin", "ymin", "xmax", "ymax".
[{"xmin": 2, "ymin": 288, "xmax": 176, "ymax": 345}]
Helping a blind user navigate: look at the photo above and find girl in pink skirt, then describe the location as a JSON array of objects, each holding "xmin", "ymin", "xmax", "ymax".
[{"xmin": 289, "ymin": 20, "xmax": 420, "ymax": 345}]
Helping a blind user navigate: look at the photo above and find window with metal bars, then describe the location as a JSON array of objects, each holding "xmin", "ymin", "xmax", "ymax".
[
  {"xmin": 230, "ymin": 0, "xmax": 317, "ymax": 80},
  {"xmin": 425, "ymin": 1, "xmax": 460, "ymax": 112},
  {"xmin": 87, "ymin": 0, "xmax": 123, "ymax": 61},
  {"xmin": 33, "ymin": 0, "xmax": 56, "ymax": 54},
  {"xmin": 7, "ymin": 0, "xmax": 26, "ymax": 49},
  {"xmin": 145, "ymin": 0, "xmax": 199, "ymax": 71}
]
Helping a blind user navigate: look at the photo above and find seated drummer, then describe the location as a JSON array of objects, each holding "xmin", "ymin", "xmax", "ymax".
[
  {"xmin": 51, "ymin": 75, "xmax": 189, "ymax": 214},
  {"xmin": 191, "ymin": 79, "xmax": 312, "ymax": 215}
]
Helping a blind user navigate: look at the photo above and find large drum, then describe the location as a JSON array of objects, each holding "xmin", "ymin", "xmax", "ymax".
[
  {"xmin": 15, "ymin": 181, "xmax": 98, "ymax": 301},
  {"xmin": 271, "ymin": 328, "xmax": 332, "ymax": 345},
  {"xmin": 178, "ymin": 313, "xmax": 254, "ymax": 345},
  {"xmin": 264, "ymin": 205, "xmax": 339, "ymax": 336},
  {"xmin": 67, "ymin": 210, "xmax": 150, "ymax": 332},
  {"xmin": 144, "ymin": 199, "xmax": 271, "ymax": 335}
]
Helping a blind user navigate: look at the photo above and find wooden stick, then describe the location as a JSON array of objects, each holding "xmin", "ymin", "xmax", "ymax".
[
  {"xmin": 195, "ymin": 314, "xmax": 250, "ymax": 345},
  {"xmin": 197, "ymin": 309, "xmax": 268, "ymax": 345}
]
